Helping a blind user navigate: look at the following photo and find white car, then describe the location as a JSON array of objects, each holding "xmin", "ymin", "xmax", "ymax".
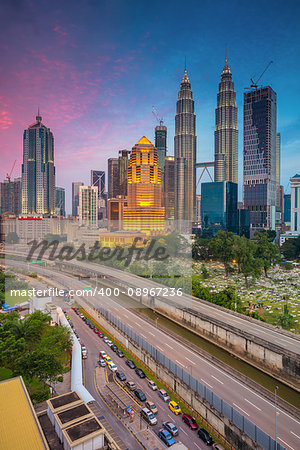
[
  {"xmin": 148, "ymin": 380, "xmax": 158, "ymax": 391},
  {"xmin": 103, "ymin": 337, "xmax": 109, "ymax": 343},
  {"xmin": 108, "ymin": 363, "xmax": 118, "ymax": 372},
  {"xmin": 99, "ymin": 350, "xmax": 107, "ymax": 358},
  {"xmin": 106, "ymin": 340, "xmax": 113, "ymax": 346}
]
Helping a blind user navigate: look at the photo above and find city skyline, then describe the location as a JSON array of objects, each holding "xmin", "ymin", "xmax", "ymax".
[{"xmin": 0, "ymin": 0, "xmax": 299, "ymax": 213}]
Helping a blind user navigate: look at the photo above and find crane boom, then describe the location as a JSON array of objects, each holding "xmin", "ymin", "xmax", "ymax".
[
  {"xmin": 152, "ymin": 106, "xmax": 164, "ymax": 126},
  {"xmin": 250, "ymin": 61, "xmax": 273, "ymax": 89},
  {"xmin": 6, "ymin": 159, "xmax": 17, "ymax": 182}
]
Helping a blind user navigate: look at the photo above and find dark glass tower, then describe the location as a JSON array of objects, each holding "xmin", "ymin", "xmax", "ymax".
[
  {"xmin": 108, "ymin": 158, "xmax": 119, "ymax": 198},
  {"xmin": 243, "ymin": 86, "xmax": 277, "ymax": 232},
  {"xmin": 21, "ymin": 111, "xmax": 55, "ymax": 216},
  {"xmin": 174, "ymin": 67, "xmax": 196, "ymax": 227},
  {"xmin": 91, "ymin": 170, "xmax": 105, "ymax": 199},
  {"xmin": 155, "ymin": 125, "xmax": 167, "ymax": 191},
  {"xmin": 72, "ymin": 182, "xmax": 83, "ymax": 217},
  {"xmin": 214, "ymin": 57, "xmax": 238, "ymax": 184}
]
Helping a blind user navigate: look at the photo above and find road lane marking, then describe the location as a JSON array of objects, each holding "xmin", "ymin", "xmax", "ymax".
[
  {"xmin": 278, "ymin": 437, "xmax": 295, "ymax": 450},
  {"xmin": 165, "ymin": 343, "xmax": 173, "ymax": 349},
  {"xmin": 233, "ymin": 403, "xmax": 249, "ymax": 417},
  {"xmin": 291, "ymin": 431, "xmax": 300, "ymax": 440},
  {"xmin": 244, "ymin": 398, "xmax": 261, "ymax": 411},
  {"xmin": 148, "ymin": 331, "xmax": 155, "ymax": 337},
  {"xmin": 157, "ymin": 346, "xmax": 164, "ymax": 351},
  {"xmin": 193, "ymin": 443, "xmax": 202, "ymax": 450},
  {"xmin": 176, "ymin": 360, "xmax": 185, "ymax": 367},
  {"xmin": 168, "ymin": 414, "xmax": 174, "ymax": 421},
  {"xmin": 140, "ymin": 333, "xmax": 147, "ymax": 339},
  {"xmin": 201, "ymin": 378, "xmax": 213, "ymax": 389},
  {"xmin": 211, "ymin": 375, "xmax": 223, "ymax": 384},
  {"xmin": 185, "ymin": 357, "xmax": 196, "ymax": 365},
  {"xmin": 135, "ymin": 323, "xmax": 141, "ymax": 327},
  {"xmin": 180, "ymin": 427, "xmax": 188, "ymax": 435}
]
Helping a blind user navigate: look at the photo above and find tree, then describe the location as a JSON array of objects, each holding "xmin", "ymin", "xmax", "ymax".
[
  {"xmin": 254, "ymin": 231, "xmax": 281, "ymax": 277},
  {"xmin": 278, "ymin": 304, "xmax": 294, "ymax": 330},
  {"xmin": 40, "ymin": 326, "xmax": 73, "ymax": 356},
  {"xmin": 281, "ymin": 236, "xmax": 300, "ymax": 261},
  {"xmin": 201, "ymin": 263, "xmax": 209, "ymax": 279},
  {"xmin": 22, "ymin": 310, "xmax": 51, "ymax": 346},
  {"xmin": 233, "ymin": 236, "xmax": 261, "ymax": 288},
  {"xmin": 192, "ymin": 237, "xmax": 211, "ymax": 261},
  {"xmin": 209, "ymin": 230, "xmax": 235, "ymax": 276}
]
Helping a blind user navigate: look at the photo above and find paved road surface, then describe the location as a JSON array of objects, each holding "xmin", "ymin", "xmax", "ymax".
[{"xmin": 6, "ymin": 260, "xmax": 300, "ymax": 450}]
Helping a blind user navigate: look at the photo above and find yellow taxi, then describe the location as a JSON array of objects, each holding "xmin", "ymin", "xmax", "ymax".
[
  {"xmin": 169, "ymin": 400, "xmax": 181, "ymax": 415},
  {"xmin": 104, "ymin": 356, "xmax": 113, "ymax": 365}
]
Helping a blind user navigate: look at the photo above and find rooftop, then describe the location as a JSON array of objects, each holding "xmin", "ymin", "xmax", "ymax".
[
  {"xmin": 0, "ymin": 377, "xmax": 48, "ymax": 450},
  {"xmin": 57, "ymin": 403, "xmax": 90, "ymax": 425},
  {"xmin": 48, "ymin": 391, "xmax": 80, "ymax": 410},
  {"xmin": 135, "ymin": 136, "xmax": 153, "ymax": 146},
  {"xmin": 65, "ymin": 418, "xmax": 102, "ymax": 442}
]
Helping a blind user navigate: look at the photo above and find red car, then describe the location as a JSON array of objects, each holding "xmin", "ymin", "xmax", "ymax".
[
  {"xmin": 94, "ymin": 328, "xmax": 99, "ymax": 334},
  {"xmin": 182, "ymin": 414, "xmax": 198, "ymax": 430},
  {"xmin": 98, "ymin": 332, "xmax": 104, "ymax": 338}
]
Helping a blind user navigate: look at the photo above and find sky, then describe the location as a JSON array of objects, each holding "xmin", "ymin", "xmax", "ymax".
[{"xmin": 0, "ymin": 0, "xmax": 300, "ymax": 213}]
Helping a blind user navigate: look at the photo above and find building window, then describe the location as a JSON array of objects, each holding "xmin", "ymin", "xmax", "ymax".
[{"xmin": 295, "ymin": 212, "xmax": 298, "ymax": 232}]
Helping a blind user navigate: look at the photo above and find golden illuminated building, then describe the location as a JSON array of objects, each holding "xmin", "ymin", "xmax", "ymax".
[{"xmin": 123, "ymin": 136, "xmax": 165, "ymax": 234}]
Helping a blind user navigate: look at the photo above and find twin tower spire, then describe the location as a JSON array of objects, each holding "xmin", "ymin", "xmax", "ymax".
[{"xmin": 174, "ymin": 53, "xmax": 238, "ymax": 228}]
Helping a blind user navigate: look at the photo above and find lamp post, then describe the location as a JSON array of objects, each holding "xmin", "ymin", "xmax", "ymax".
[
  {"xmin": 187, "ymin": 365, "xmax": 193, "ymax": 415},
  {"xmin": 275, "ymin": 386, "xmax": 279, "ymax": 449}
]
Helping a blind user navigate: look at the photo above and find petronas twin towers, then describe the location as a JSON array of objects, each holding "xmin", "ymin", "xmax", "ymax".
[{"xmin": 174, "ymin": 57, "xmax": 238, "ymax": 228}]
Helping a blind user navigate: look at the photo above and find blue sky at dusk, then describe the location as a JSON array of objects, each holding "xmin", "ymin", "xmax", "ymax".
[{"xmin": 0, "ymin": 0, "xmax": 299, "ymax": 212}]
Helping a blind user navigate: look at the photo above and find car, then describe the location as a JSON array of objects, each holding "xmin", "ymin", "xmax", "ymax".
[
  {"xmin": 116, "ymin": 371, "xmax": 126, "ymax": 382},
  {"xmin": 98, "ymin": 359, "xmax": 106, "ymax": 367},
  {"xmin": 108, "ymin": 363, "xmax": 118, "ymax": 372},
  {"xmin": 89, "ymin": 323, "xmax": 95, "ymax": 329},
  {"xmin": 111, "ymin": 345, "xmax": 118, "ymax": 352},
  {"xmin": 148, "ymin": 380, "xmax": 157, "ymax": 391},
  {"xmin": 145, "ymin": 401, "xmax": 158, "ymax": 415},
  {"xmin": 98, "ymin": 332, "xmax": 104, "ymax": 338},
  {"xmin": 198, "ymin": 428, "xmax": 214, "ymax": 445},
  {"xmin": 117, "ymin": 349, "xmax": 124, "ymax": 358},
  {"xmin": 103, "ymin": 337, "xmax": 109, "ymax": 343},
  {"xmin": 99, "ymin": 350, "xmax": 107, "ymax": 358},
  {"xmin": 157, "ymin": 428, "xmax": 175, "ymax": 447},
  {"xmin": 169, "ymin": 400, "xmax": 181, "ymax": 415},
  {"xmin": 93, "ymin": 328, "xmax": 99, "ymax": 334},
  {"xmin": 158, "ymin": 389, "xmax": 170, "ymax": 402},
  {"xmin": 106, "ymin": 340, "xmax": 113, "ymax": 346},
  {"xmin": 126, "ymin": 359, "xmax": 136, "ymax": 369},
  {"xmin": 134, "ymin": 389, "xmax": 146, "ymax": 402},
  {"xmin": 212, "ymin": 444, "xmax": 225, "ymax": 450},
  {"xmin": 141, "ymin": 408, "xmax": 157, "ymax": 426},
  {"xmin": 126, "ymin": 381, "xmax": 136, "ymax": 391},
  {"xmin": 80, "ymin": 342, "xmax": 85, "ymax": 347},
  {"xmin": 80, "ymin": 314, "xmax": 84, "ymax": 319},
  {"xmin": 104, "ymin": 356, "xmax": 113, "ymax": 365},
  {"xmin": 162, "ymin": 422, "xmax": 178, "ymax": 437},
  {"xmin": 182, "ymin": 413, "xmax": 198, "ymax": 430},
  {"xmin": 135, "ymin": 368, "xmax": 146, "ymax": 378}
]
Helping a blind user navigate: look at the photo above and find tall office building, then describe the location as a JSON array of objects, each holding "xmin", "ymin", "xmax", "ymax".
[
  {"xmin": 214, "ymin": 57, "xmax": 238, "ymax": 184},
  {"xmin": 276, "ymin": 133, "xmax": 281, "ymax": 209},
  {"xmin": 284, "ymin": 194, "xmax": 291, "ymax": 224},
  {"xmin": 55, "ymin": 187, "xmax": 65, "ymax": 217},
  {"xmin": 243, "ymin": 86, "xmax": 277, "ymax": 233},
  {"xmin": 91, "ymin": 170, "xmax": 105, "ymax": 199},
  {"xmin": 78, "ymin": 186, "xmax": 98, "ymax": 228},
  {"xmin": 21, "ymin": 111, "xmax": 55, "ymax": 216},
  {"xmin": 108, "ymin": 158, "xmax": 119, "ymax": 199},
  {"xmin": 201, "ymin": 181, "xmax": 238, "ymax": 235},
  {"xmin": 118, "ymin": 150, "xmax": 130, "ymax": 197},
  {"xmin": 0, "ymin": 177, "xmax": 21, "ymax": 215},
  {"xmin": 164, "ymin": 156, "xmax": 175, "ymax": 220},
  {"xmin": 72, "ymin": 182, "xmax": 83, "ymax": 217},
  {"xmin": 155, "ymin": 125, "xmax": 167, "ymax": 191},
  {"xmin": 174, "ymin": 67, "xmax": 196, "ymax": 227},
  {"xmin": 290, "ymin": 174, "xmax": 300, "ymax": 234},
  {"xmin": 123, "ymin": 137, "xmax": 164, "ymax": 234}
]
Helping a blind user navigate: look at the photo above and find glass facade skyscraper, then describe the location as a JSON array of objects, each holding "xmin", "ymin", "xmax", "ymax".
[
  {"xmin": 201, "ymin": 181, "xmax": 238, "ymax": 235},
  {"xmin": 243, "ymin": 86, "xmax": 277, "ymax": 232},
  {"xmin": 108, "ymin": 158, "xmax": 119, "ymax": 199},
  {"xmin": 155, "ymin": 125, "xmax": 167, "ymax": 192},
  {"xmin": 164, "ymin": 156, "xmax": 175, "ymax": 220},
  {"xmin": 21, "ymin": 112, "xmax": 55, "ymax": 216},
  {"xmin": 174, "ymin": 68, "xmax": 196, "ymax": 228},
  {"xmin": 55, "ymin": 187, "xmax": 65, "ymax": 217},
  {"xmin": 91, "ymin": 170, "xmax": 105, "ymax": 199},
  {"xmin": 118, "ymin": 150, "xmax": 130, "ymax": 197},
  {"xmin": 214, "ymin": 58, "xmax": 238, "ymax": 184},
  {"xmin": 72, "ymin": 181, "xmax": 83, "ymax": 217}
]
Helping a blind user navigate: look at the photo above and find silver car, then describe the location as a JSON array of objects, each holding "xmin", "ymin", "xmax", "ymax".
[
  {"xmin": 158, "ymin": 389, "xmax": 170, "ymax": 402},
  {"xmin": 141, "ymin": 408, "xmax": 157, "ymax": 426}
]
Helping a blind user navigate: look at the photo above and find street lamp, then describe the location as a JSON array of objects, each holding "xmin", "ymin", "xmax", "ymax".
[{"xmin": 275, "ymin": 386, "xmax": 279, "ymax": 449}]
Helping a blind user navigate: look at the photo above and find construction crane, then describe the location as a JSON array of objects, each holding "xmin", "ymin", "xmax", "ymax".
[
  {"xmin": 152, "ymin": 106, "xmax": 164, "ymax": 126},
  {"xmin": 250, "ymin": 61, "xmax": 273, "ymax": 89},
  {"xmin": 6, "ymin": 159, "xmax": 17, "ymax": 182}
]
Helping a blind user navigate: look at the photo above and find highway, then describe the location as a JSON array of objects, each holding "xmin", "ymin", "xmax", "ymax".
[
  {"xmin": 5, "ymin": 259, "xmax": 300, "ymax": 450},
  {"xmin": 66, "ymin": 305, "xmax": 211, "ymax": 449}
]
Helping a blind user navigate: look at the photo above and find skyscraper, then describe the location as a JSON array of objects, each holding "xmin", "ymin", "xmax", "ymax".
[
  {"xmin": 155, "ymin": 125, "xmax": 167, "ymax": 190},
  {"xmin": 118, "ymin": 150, "xmax": 130, "ymax": 197},
  {"xmin": 276, "ymin": 133, "xmax": 281, "ymax": 209},
  {"xmin": 21, "ymin": 111, "xmax": 55, "ymax": 216},
  {"xmin": 123, "ymin": 137, "xmax": 164, "ymax": 234},
  {"xmin": 78, "ymin": 186, "xmax": 98, "ymax": 228},
  {"xmin": 55, "ymin": 187, "xmax": 65, "ymax": 217},
  {"xmin": 108, "ymin": 158, "xmax": 119, "ymax": 199},
  {"xmin": 174, "ymin": 66, "xmax": 196, "ymax": 227},
  {"xmin": 243, "ymin": 86, "xmax": 277, "ymax": 233},
  {"xmin": 0, "ymin": 177, "xmax": 21, "ymax": 215},
  {"xmin": 72, "ymin": 182, "xmax": 83, "ymax": 217},
  {"xmin": 290, "ymin": 174, "xmax": 300, "ymax": 234},
  {"xmin": 164, "ymin": 156, "xmax": 175, "ymax": 220},
  {"xmin": 91, "ymin": 170, "xmax": 105, "ymax": 199},
  {"xmin": 214, "ymin": 57, "xmax": 238, "ymax": 184}
]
